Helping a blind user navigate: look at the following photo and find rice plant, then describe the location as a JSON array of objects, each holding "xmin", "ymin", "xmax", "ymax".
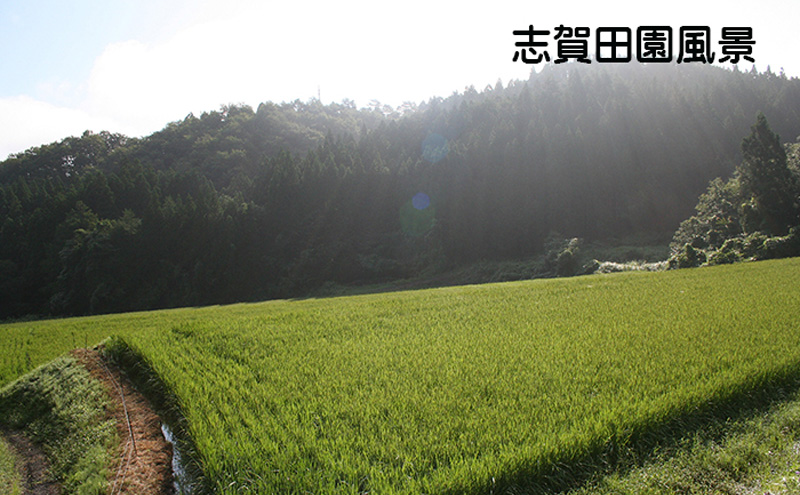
[{"xmin": 2, "ymin": 258, "xmax": 800, "ymax": 493}]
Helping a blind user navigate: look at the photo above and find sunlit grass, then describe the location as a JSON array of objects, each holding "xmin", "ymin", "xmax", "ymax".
[
  {"xmin": 0, "ymin": 356, "xmax": 115, "ymax": 494},
  {"xmin": 571, "ymin": 384, "xmax": 800, "ymax": 495},
  {"xmin": 114, "ymin": 259, "xmax": 800, "ymax": 493},
  {"xmin": 2, "ymin": 258, "xmax": 800, "ymax": 493}
]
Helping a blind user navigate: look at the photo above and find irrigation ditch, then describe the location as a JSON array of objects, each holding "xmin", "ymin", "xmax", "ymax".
[
  {"xmin": 101, "ymin": 338, "xmax": 203, "ymax": 494},
  {"xmin": 161, "ymin": 422, "xmax": 193, "ymax": 494},
  {"xmin": 73, "ymin": 347, "xmax": 176, "ymax": 494}
]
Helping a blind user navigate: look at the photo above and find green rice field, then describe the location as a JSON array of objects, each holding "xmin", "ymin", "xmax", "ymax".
[{"xmin": 2, "ymin": 258, "xmax": 800, "ymax": 493}]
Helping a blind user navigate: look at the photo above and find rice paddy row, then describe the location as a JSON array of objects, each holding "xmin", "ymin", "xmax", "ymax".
[{"xmin": 2, "ymin": 258, "xmax": 800, "ymax": 493}]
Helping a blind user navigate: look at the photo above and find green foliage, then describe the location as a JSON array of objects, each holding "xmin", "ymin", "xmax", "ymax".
[
  {"xmin": 738, "ymin": 113, "xmax": 800, "ymax": 235},
  {"xmin": 0, "ymin": 437, "xmax": 20, "ymax": 495},
  {"xmin": 670, "ymin": 114, "xmax": 800, "ymax": 270},
  {"xmin": 4, "ymin": 65, "xmax": 800, "ymax": 318},
  {"xmin": 671, "ymin": 227, "xmax": 800, "ymax": 269},
  {"xmin": 572, "ymin": 379, "xmax": 800, "ymax": 495},
  {"xmin": 50, "ymin": 209, "xmax": 142, "ymax": 315},
  {"xmin": 581, "ymin": 236, "xmax": 671, "ymax": 265},
  {"xmin": 671, "ymin": 177, "xmax": 744, "ymax": 251},
  {"xmin": 0, "ymin": 259, "xmax": 790, "ymax": 493},
  {"xmin": 543, "ymin": 234, "xmax": 582, "ymax": 277},
  {"xmin": 0, "ymin": 356, "xmax": 115, "ymax": 494},
  {"xmin": 556, "ymin": 239, "xmax": 581, "ymax": 277},
  {"xmin": 668, "ymin": 244, "xmax": 707, "ymax": 269},
  {"xmin": 0, "ymin": 318, "xmax": 119, "ymax": 387},
  {"xmin": 706, "ymin": 238, "xmax": 743, "ymax": 265},
  {"xmin": 752, "ymin": 226, "xmax": 800, "ymax": 260},
  {"xmin": 110, "ymin": 259, "xmax": 800, "ymax": 493}
]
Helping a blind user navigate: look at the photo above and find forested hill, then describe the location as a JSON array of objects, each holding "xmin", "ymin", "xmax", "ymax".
[{"xmin": 2, "ymin": 62, "xmax": 800, "ymax": 318}]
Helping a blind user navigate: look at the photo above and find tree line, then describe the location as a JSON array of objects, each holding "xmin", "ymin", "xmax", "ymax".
[
  {"xmin": 2, "ymin": 62, "xmax": 800, "ymax": 318},
  {"xmin": 670, "ymin": 113, "xmax": 800, "ymax": 267}
]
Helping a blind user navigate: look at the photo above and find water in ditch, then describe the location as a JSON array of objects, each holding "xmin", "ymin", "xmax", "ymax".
[{"xmin": 161, "ymin": 422, "xmax": 193, "ymax": 494}]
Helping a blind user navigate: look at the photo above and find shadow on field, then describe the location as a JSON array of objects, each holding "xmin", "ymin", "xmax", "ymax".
[
  {"xmin": 100, "ymin": 333, "xmax": 800, "ymax": 495},
  {"xmin": 442, "ymin": 363, "xmax": 800, "ymax": 495},
  {"xmin": 102, "ymin": 337, "xmax": 206, "ymax": 494}
]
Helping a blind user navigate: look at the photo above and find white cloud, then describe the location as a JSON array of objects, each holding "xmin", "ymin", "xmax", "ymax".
[
  {"xmin": 2, "ymin": 0, "xmax": 798, "ymax": 159},
  {"xmin": 0, "ymin": 96, "xmax": 103, "ymax": 159},
  {"xmin": 84, "ymin": 13, "xmax": 321, "ymax": 136},
  {"xmin": 79, "ymin": 1, "xmax": 535, "ymax": 135}
]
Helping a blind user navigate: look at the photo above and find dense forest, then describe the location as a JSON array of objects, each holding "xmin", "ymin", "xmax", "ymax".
[
  {"xmin": 2, "ymin": 62, "xmax": 800, "ymax": 318},
  {"xmin": 670, "ymin": 113, "xmax": 800, "ymax": 268}
]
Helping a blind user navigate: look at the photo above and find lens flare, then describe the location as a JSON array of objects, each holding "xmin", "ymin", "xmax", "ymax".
[
  {"xmin": 400, "ymin": 194, "xmax": 435, "ymax": 236},
  {"xmin": 422, "ymin": 133, "xmax": 449, "ymax": 163},
  {"xmin": 412, "ymin": 192, "xmax": 431, "ymax": 210}
]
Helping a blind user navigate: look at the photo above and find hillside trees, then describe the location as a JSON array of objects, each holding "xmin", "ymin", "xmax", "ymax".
[
  {"xmin": 670, "ymin": 114, "xmax": 800, "ymax": 267},
  {"xmin": 50, "ymin": 209, "xmax": 142, "ymax": 315},
  {"xmin": 3, "ymin": 63, "xmax": 800, "ymax": 318},
  {"xmin": 737, "ymin": 113, "xmax": 800, "ymax": 234}
]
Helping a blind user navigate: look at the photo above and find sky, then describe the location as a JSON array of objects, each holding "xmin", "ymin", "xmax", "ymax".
[{"xmin": 1, "ymin": 0, "xmax": 798, "ymax": 159}]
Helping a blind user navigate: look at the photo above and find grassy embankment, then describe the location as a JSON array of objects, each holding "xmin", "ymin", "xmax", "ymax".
[
  {"xmin": 0, "ymin": 436, "xmax": 20, "ymax": 495},
  {"xmin": 1, "ymin": 258, "xmax": 799, "ymax": 493},
  {"xmin": 573, "ymin": 385, "xmax": 800, "ymax": 494},
  {"xmin": 0, "ymin": 356, "xmax": 116, "ymax": 494}
]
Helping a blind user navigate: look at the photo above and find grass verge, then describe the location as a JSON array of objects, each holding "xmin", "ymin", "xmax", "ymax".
[
  {"xmin": 570, "ymin": 380, "xmax": 800, "ymax": 494},
  {"xmin": 0, "ymin": 435, "xmax": 20, "ymax": 495},
  {"xmin": 0, "ymin": 355, "xmax": 116, "ymax": 494}
]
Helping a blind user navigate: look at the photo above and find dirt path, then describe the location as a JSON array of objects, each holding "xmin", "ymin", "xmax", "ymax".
[
  {"xmin": 1, "ymin": 429, "xmax": 60, "ymax": 495},
  {"xmin": 71, "ymin": 348, "xmax": 174, "ymax": 495}
]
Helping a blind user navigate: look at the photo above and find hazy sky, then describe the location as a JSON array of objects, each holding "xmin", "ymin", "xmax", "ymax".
[{"xmin": 1, "ymin": 0, "xmax": 797, "ymax": 158}]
